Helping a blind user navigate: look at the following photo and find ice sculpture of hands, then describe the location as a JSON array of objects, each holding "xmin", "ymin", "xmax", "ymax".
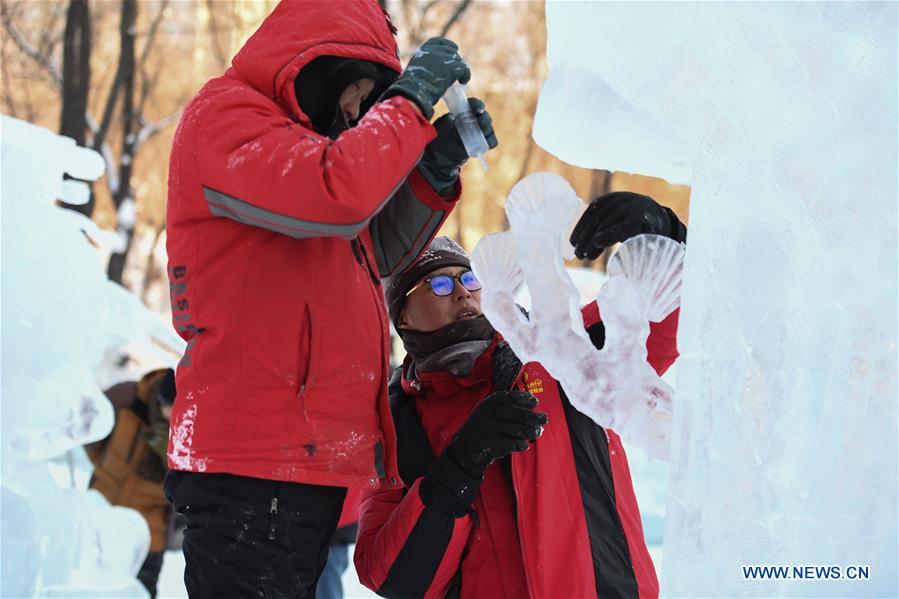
[{"xmin": 471, "ymin": 172, "xmax": 685, "ymax": 459}]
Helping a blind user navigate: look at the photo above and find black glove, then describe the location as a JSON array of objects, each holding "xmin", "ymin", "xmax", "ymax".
[
  {"xmin": 422, "ymin": 390, "xmax": 547, "ymax": 515},
  {"xmin": 417, "ymin": 98, "xmax": 498, "ymax": 193},
  {"xmin": 447, "ymin": 390, "xmax": 546, "ymax": 478},
  {"xmin": 570, "ymin": 191, "xmax": 687, "ymax": 260},
  {"xmin": 381, "ymin": 37, "xmax": 470, "ymax": 120}
]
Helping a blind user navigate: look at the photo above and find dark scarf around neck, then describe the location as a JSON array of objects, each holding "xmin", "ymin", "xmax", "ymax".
[{"xmin": 401, "ymin": 315, "xmax": 496, "ymax": 377}]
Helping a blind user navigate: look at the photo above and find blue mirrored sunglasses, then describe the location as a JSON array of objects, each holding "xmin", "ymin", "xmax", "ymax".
[{"xmin": 405, "ymin": 270, "xmax": 482, "ymax": 298}]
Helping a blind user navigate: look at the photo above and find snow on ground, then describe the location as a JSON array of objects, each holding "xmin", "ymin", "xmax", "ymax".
[{"xmin": 158, "ymin": 545, "xmax": 666, "ymax": 599}]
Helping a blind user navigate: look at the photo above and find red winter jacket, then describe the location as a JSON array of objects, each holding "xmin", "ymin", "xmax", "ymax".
[
  {"xmin": 355, "ymin": 305, "xmax": 679, "ymax": 598},
  {"xmin": 338, "ymin": 487, "xmax": 362, "ymax": 530},
  {"xmin": 165, "ymin": 0, "xmax": 458, "ymax": 490}
]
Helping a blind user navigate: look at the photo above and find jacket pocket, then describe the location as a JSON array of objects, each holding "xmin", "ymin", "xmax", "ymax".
[
  {"xmin": 306, "ymin": 301, "xmax": 383, "ymax": 420},
  {"xmin": 296, "ymin": 304, "xmax": 317, "ymax": 420}
]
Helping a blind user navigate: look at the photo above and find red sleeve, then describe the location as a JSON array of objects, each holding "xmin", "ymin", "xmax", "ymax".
[
  {"xmin": 354, "ymin": 479, "xmax": 473, "ymax": 598},
  {"xmin": 645, "ymin": 309, "xmax": 679, "ymax": 376},
  {"xmin": 367, "ymin": 168, "xmax": 462, "ymax": 277},
  {"xmin": 581, "ymin": 302, "xmax": 680, "ymax": 376},
  {"xmin": 196, "ymin": 95, "xmax": 437, "ymax": 239}
]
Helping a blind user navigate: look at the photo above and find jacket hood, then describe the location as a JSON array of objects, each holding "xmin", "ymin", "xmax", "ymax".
[{"xmin": 231, "ymin": 0, "xmax": 402, "ymax": 125}]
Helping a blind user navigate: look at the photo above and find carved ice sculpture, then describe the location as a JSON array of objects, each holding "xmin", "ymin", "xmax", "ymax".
[
  {"xmin": 1, "ymin": 115, "xmax": 160, "ymax": 597},
  {"xmin": 471, "ymin": 172, "xmax": 684, "ymax": 459}
]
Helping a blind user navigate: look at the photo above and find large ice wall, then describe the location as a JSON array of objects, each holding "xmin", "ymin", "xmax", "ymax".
[
  {"xmin": 534, "ymin": 3, "xmax": 897, "ymax": 597},
  {"xmin": 1, "ymin": 115, "xmax": 183, "ymax": 597}
]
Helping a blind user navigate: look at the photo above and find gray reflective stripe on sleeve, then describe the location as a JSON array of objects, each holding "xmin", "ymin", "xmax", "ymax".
[
  {"xmin": 370, "ymin": 179, "xmax": 445, "ymax": 277},
  {"xmin": 204, "ymin": 186, "xmax": 383, "ymax": 240}
]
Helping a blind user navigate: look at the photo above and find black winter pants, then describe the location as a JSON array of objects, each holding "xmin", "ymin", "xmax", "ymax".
[{"xmin": 164, "ymin": 471, "xmax": 347, "ymax": 599}]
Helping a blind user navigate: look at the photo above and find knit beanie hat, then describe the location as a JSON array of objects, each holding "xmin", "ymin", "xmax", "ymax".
[{"xmin": 384, "ymin": 236, "xmax": 471, "ymax": 331}]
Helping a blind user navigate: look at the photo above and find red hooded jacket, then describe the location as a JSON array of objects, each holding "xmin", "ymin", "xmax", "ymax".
[
  {"xmin": 355, "ymin": 305, "xmax": 678, "ymax": 598},
  {"xmin": 165, "ymin": 0, "xmax": 458, "ymax": 490}
]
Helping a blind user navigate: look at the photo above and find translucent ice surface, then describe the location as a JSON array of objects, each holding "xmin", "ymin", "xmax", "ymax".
[
  {"xmin": 472, "ymin": 173, "xmax": 684, "ymax": 459},
  {"xmin": 1, "ymin": 116, "xmax": 183, "ymax": 596},
  {"xmin": 535, "ymin": 3, "xmax": 897, "ymax": 596}
]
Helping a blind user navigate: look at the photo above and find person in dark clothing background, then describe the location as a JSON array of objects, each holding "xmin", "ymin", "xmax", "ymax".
[
  {"xmin": 163, "ymin": 1, "xmax": 497, "ymax": 597},
  {"xmin": 87, "ymin": 368, "xmax": 177, "ymax": 599},
  {"xmin": 354, "ymin": 191, "xmax": 686, "ymax": 598}
]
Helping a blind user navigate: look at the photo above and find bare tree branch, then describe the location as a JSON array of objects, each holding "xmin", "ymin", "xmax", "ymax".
[
  {"xmin": 0, "ymin": 45, "xmax": 22, "ymax": 117},
  {"xmin": 1, "ymin": 9, "xmax": 63, "ymax": 88},
  {"xmin": 399, "ymin": 0, "xmax": 423, "ymax": 51},
  {"xmin": 107, "ymin": 0, "xmax": 139, "ymax": 284},
  {"xmin": 420, "ymin": 0, "xmax": 440, "ymax": 19},
  {"xmin": 137, "ymin": 0, "xmax": 169, "ymax": 116},
  {"xmin": 140, "ymin": 222, "xmax": 166, "ymax": 304},
  {"xmin": 57, "ymin": 0, "xmax": 94, "ymax": 216},
  {"xmin": 133, "ymin": 110, "xmax": 181, "ymax": 153},
  {"xmin": 92, "ymin": 62, "xmax": 125, "ymax": 152},
  {"xmin": 438, "ymin": 0, "xmax": 472, "ymax": 38},
  {"xmin": 60, "ymin": 0, "xmax": 91, "ymax": 145},
  {"xmin": 85, "ymin": 111, "xmax": 120, "ymax": 195},
  {"xmin": 397, "ymin": 0, "xmax": 474, "ymax": 57},
  {"xmin": 38, "ymin": 1, "xmax": 66, "ymax": 66},
  {"xmin": 0, "ymin": 3, "xmax": 118, "ymax": 169},
  {"xmin": 93, "ymin": 0, "xmax": 144, "ymax": 154},
  {"xmin": 203, "ymin": 0, "xmax": 230, "ymax": 72},
  {"xmin": 138, "ymin": 0, "xmax": 168, "ymax": 69}
]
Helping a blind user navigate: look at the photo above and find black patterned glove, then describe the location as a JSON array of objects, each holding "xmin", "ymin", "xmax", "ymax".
[
  {"xmin": 417, "ymin": 98, "xmax": 497, "ymax": 193},
  {"xmin": 421, "ymin": 390, "xmax": 546, "ymax": 515},
  {"xmin": 381, "ymin": 37, "xmax": 470, "ymax": 119}
]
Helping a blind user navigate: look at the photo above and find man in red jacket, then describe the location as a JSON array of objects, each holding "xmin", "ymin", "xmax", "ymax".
[
  {"xmin": 354, "ymin": 192, "xmax": 686, "ymax": 598},
  {"xmin": 163, "ymin": 1, "xmax": 496, "ymax": 596}
]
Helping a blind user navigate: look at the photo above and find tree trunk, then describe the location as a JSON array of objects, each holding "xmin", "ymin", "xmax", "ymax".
[
  {"xmin": 107, "ymin": 0, "xmax": 137, "ymax": 285},
  {"xmin": 59, "ymin": 0, "xmax": 94, "ymax": 216},
  {"xmin": 140, "ymin": 223, "xmax": 165, "ymax": 304},
  {"xmin": 592, "ymin": 170, "xmax": 610, "ymax": 198}
]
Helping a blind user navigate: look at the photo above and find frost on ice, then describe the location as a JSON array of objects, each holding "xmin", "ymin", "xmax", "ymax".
[
  {"xmin": 472, "ymin": 173, "xmax": 684, "ymax": 460},
  {"xmin": 535, "ymin": 2, "xmax": 897, "ymax": 597},
  {"xmin": 1, "ymin": 116, "xmax": 185, "ymax": 597}
]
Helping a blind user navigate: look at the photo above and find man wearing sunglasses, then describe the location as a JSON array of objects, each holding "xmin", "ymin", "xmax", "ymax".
[{"xmin": 354, "ymin": 190, "xmax": 686, "ymax": 598}]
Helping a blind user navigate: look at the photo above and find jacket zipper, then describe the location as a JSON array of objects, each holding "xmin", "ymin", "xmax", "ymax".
[
  {"xmin": 298, "ymin": 385, "xmax": 310, "ymax": 423},
  {"xmin": 350, "ymin": 237, "xmax": 376, "ymax": 285},
  {"xmin": 296, "ymin": 305, "xmax": 313, "ymax": 422},
  {"xmin": 268, "ymin": 483, "xmax": 281, "ymax": 541},
  {"xmin": 356, "ymin": 239, "xmax": 380, "ymax": 285},
  {"xmin": 355, "ymin": 234, "xmax": 390, "ymax": 485},
  {"xmin": 349, "ymin": 158, "xmax": 421, "ymax": 485},
  {"xmin": 351, "ymin": 237, "xmax": 364, "ymax": 264}
]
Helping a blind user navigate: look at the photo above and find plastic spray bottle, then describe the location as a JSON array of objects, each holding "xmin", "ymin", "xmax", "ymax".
[{"xmin": 442, "ymin": 82, "xmax": 489, "ymax": 170}]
